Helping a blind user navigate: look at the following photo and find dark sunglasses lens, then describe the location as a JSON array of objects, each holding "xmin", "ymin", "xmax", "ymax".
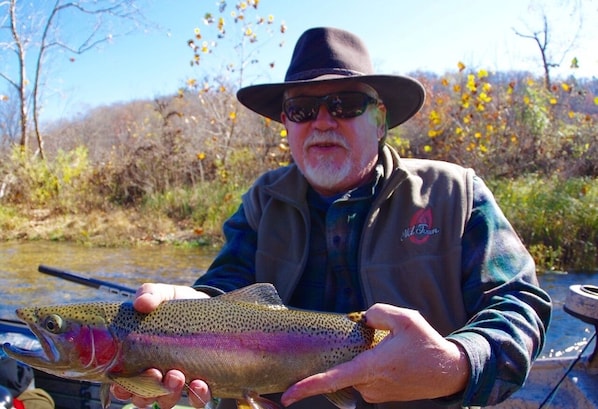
[
  {"xmin": 283, "ymin": 98, "xmax": 317, "ymax": 122},
  {"xmin": 328, "ymin": 93, "xmax": 371, "ymax": 118},
  {"xmin": 283, "ymin": 93, "xmax": 376, "ymax": 123}
]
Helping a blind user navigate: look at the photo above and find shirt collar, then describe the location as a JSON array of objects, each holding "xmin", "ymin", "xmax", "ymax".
[{"xmin": 307, "ymin": 163, "xmax": 384, "ymax": 208}]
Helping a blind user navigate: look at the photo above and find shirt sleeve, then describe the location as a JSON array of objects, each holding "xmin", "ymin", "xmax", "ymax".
[
  {"xmin": 193, "ymin": 203, "xmax": 258, "ymax": 293},
  {"xmin": 445, "ymin": 176, "xmax": 552, "ymax": 405}
]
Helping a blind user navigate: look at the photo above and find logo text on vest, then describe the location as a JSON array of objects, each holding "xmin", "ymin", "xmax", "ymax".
[{"xmin": 401, "ymin": 207, "xmax": 440, "ymax": 244}]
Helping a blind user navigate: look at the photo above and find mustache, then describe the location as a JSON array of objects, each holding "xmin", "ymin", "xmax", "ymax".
[{"xmin": 304, "ymin": 131, "xmax": 349, "ymax": 150}]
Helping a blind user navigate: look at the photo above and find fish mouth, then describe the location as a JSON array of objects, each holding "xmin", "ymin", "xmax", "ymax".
[
  {"xmin": 2, "ymin": 307, "xmax": 68, "ymax": 371},
  {"xmin": 2, "ymin": 342, "xmax": 52, "ymax": 362},
  {"xmin": 2, "ymin": 324, "xmax": 60, "ymax": 367},
  {"xmin": 4, "ymin": 306, "xmax": 120, "ymax": 382}
]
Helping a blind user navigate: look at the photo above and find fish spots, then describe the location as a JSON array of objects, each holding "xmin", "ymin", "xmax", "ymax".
[{"xmin": 10, "ymin": 283, "xmax": 389, "ymax": 400}]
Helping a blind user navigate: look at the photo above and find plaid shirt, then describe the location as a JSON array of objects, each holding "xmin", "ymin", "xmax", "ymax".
[{"xmin": 288, "ymin": 165, "xmax": 384, "ymax": 312}]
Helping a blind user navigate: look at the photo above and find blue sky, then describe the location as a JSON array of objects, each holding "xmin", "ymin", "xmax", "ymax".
[{"xmin": 8, "ymin": 0, "xmax": 596, "ymax": 123}]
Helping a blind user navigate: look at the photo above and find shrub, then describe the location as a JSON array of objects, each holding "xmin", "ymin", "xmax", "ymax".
[
  {"xmin": 0, "ymin": 145, "xmax": 93, "ymax": 212},
  {"xmin": 1, "ymin": 68, "xmax": 596, "ymax": 270},
  {"xmin": 397, "ymin": 67, "xmax": 598, "ymax": 180},
  {"xmin": 489, "ymin": 175, "xmax": 597, "ymax": 271}
]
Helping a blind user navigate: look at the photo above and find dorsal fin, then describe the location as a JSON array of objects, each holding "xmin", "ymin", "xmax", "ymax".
[
  {"xmin": 218, "ymin": 283, "xmax": 287, "ymax": 310},
  {"xmin": 240, "ymin": 390, "xmax": 282, "ymax": 409}
]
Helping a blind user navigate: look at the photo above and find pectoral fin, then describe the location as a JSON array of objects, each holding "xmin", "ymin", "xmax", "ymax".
[
  {"xmin": 110, "ymin": 373, "xmax": 170, "ymax": 398},
  {"xmin": 324, "ymin": 387, "xmax": 357, "ymax": 409},
  {"xmin": 237, "ymin": 390, "xmax": 282, "ymax": 409},
  {"xmin": 99, "ymin": 383, "xmax": 112, "ymax": 409}
]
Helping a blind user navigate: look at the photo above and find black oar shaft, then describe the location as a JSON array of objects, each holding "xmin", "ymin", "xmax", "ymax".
[{"xmin": 38, "ymin": 265, "xmax": 136, "ymax": 298}]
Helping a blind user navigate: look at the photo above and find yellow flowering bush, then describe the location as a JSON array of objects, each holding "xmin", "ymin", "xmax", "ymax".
[{"xmin": 398, "ymin": 62, "xmax": 597, "ymax": 179}]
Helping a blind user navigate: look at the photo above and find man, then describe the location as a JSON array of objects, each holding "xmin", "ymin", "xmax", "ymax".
[{"xmin": 113, "ymin": 27, "xmax": 551, "ymax": 409}]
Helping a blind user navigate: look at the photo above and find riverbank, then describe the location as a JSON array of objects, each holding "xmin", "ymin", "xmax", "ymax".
[
  {"xmin": 1, "ymin": 175, "xmax": 597, "ymax": 271},
  {"xmin": 0, "ymin": 207, "xmax": 218, "ymax": 248}
]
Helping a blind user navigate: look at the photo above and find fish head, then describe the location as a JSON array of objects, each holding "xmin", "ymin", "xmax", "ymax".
[{"xmin": 2, "ymin": 303, "xmax": 121, "ymax": 381}]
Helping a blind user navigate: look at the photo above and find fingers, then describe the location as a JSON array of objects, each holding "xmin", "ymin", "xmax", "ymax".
[
  {"xmin": 154, "ymin": 370, "xmax": 186, "ymax": 409},
  {"xmin": 187, "ymin": 379, "xmax": 213, "ymax": 407},
  {"xmin": 110, "ymin": 369, "xmax": 211, "ymax": 409},
  {"xmin": 134, "ymin": 283, "xmax": 173, "ymax": 313},
  {"xmin": 282, "ymin": 304, "xmax": 417, "ymax": 407},
  {"xmin": 281, "ymin": 360, "xmax": 361, "ymax": 407},
  {"xmin": 362, "ymin": 303, "xmax": 405, "ymax": 332},
  {"xmin": 110, "ymin": 384, "xmax": 133, "ymax": 401},
  {"xmin": 133, "ymin": 283, "xmax": 210, "ymax": 313},
  {"xmin": 363, "ymin": 303, "xmax": 429, "ymax": 336}
]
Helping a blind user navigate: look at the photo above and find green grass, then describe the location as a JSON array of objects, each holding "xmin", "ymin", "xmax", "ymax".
[
  {"xmin": 141, "ymin": 180, "xmax": 248, "ymax": 243},
  {"xmin": 489, "ymin": 175, "xmax": 597, "ymax": 272}
]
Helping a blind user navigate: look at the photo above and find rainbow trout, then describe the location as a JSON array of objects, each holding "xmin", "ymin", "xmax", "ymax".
[{"xmin": 2, "ymin": 283, "xmax": 388, "ymax": 409}]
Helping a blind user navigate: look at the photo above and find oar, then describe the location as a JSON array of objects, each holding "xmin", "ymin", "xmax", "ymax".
[{"xmin": 38, "ymin": 264, "xmax": 136, "ymax": 299}]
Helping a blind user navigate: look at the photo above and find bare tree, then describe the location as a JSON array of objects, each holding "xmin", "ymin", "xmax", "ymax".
[
  {"xmin": 0, "ymin": 86, "xmax": 20, "ymax": 150},
  {"xmin": 0, "ymin": 0, "xmax": 147, "ymax": 158},
  {"xmin": 513, "ymin": 0, "xmax": 584, "ymax": 91},
  {"xmin": 186, "ymin": 0, "xmax": 287, "ymax": 166}
]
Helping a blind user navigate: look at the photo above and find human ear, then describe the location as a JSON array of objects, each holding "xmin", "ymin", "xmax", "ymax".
[{"xmin": 376, "ymin": 104, "xmax": 388, "ymax": 140}]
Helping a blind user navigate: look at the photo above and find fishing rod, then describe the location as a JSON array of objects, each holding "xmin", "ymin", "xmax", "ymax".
[
  {"xmin": 38, "ymin": 264, "xmax": 136, "ymax": 299},
  {"xmin": 538, "ymin": 330, "xmax": 597, "ymax": 408}
]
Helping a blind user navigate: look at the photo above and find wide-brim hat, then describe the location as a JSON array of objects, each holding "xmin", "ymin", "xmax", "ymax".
[{"xmin": 237, "ymin": 27, "xmax": 425, "ymax": 129}]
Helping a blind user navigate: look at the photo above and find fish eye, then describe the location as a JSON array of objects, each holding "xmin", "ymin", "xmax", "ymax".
[{"xmin": 43, "ymin": 314, "xmax": 65, "ymax": 333}]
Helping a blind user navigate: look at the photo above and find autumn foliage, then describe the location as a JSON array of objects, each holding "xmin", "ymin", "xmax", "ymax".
[
  {"xmin": 395, "ymin": 64, "xmax": 598, "ymax": 179},
  {"xmin": 1, "ymin": 63, "xmax": 597, "ymax": 270}
]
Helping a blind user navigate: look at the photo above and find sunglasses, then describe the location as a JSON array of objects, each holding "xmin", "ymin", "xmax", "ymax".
[{"xmin": 282, "ymin": 92, "xmax": 379, "ymax": 123}]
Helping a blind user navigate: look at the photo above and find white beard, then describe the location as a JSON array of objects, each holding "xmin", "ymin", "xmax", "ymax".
[
  {"xmin": 302, "ymin": 152, "xmax": 352, "ymax": 190},
  {"xmin": 298, "ymin": 130, "xmax": 376, "ymax": 193}
]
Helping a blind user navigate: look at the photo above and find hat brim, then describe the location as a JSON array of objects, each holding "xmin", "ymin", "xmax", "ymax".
[{"xmin": 236, "ymin": 74, "xmax": 425, "ymax": 129}]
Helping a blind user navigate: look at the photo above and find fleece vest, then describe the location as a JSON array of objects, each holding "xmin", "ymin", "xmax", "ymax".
[{"xmin": 243, "ymin": 145, "xmax": 474, "ymax": 337}]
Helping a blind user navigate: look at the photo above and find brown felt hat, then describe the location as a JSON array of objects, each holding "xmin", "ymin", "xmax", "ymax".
[{"xmin": 236, "ymin": 27, "xmax": 425, "ymax": 129}]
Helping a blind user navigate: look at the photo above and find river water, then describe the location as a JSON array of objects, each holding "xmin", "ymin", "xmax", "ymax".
[{"xmin": 1, "ymin": 241, "xmax": 596, "ymax": 358}]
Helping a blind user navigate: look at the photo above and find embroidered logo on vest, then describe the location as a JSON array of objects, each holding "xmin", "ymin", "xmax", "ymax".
[{"xmin": 401, "ymin": 207, "xmax": 440, "ymax": 244}]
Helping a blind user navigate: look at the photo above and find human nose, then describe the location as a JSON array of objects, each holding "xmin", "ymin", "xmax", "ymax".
[{"xmin": 312, "ymin": 103, "xmax": 338, "ymax": 129}]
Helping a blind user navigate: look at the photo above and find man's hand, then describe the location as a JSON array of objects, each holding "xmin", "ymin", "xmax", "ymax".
[
  {"xmin": 281, "ymin": 303, "xmax": 471, "ymax": 406},
  {"xmin": 132, "ymin": 283, "xmax": 209, "ymax": 313},
  {"xmin": 110, "ymin": 283, "xmax": 213, "ymax": 409}
]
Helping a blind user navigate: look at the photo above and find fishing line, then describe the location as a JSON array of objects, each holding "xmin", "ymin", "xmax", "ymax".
[
  {"xmin": 538, "ymin": 330, "xmax": 597, "ymax": 408},
  {"xmin": 184, "ymin": 382, "xmax": 206, "ymax": 406},
  {"xmin": 185, "ymin": 382, "xmax": 220, "ymax": 409}
]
